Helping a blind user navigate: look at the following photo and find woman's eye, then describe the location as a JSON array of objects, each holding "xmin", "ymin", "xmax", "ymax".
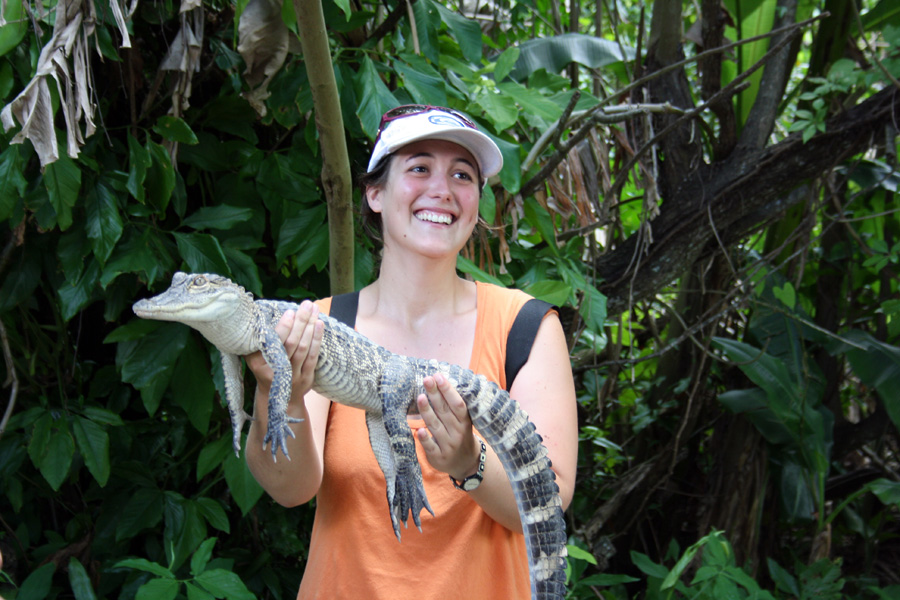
[{"xmin": 454, "ymin": 170, "xmax": 474, "ymax": 181}]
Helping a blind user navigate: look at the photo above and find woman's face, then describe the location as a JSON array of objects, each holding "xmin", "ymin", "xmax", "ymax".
[{"xmin": 365, "ymin": 139, "xmax": 481, "ymax": 259}]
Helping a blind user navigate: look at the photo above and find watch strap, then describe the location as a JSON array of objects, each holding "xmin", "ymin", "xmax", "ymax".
[{"xmin": 450, "ymin": 439, "xmax": 486, "ymax": 492}]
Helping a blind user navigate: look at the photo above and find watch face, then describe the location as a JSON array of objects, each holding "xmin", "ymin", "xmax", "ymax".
[{"xmin": 463, "ymin": 475, "xmax": 483, "ymax": 491}]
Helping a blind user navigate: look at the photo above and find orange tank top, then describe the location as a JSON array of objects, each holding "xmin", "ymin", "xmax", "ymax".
[{"xmin": 296, "ymin": 282, "xmax": 537, "ymax": 599}]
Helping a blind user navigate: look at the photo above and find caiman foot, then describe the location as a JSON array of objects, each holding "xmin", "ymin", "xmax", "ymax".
[
  {"xmin": 388, "ymin": 464, "xmax": 435, "ymax": 541},
  {"xmin": 230, "ymin": 410, "xmax": 255, "ymax": 456},
  {"xmin": 262, "ymin": 416, "xmax": 304, "ymax": 461}
]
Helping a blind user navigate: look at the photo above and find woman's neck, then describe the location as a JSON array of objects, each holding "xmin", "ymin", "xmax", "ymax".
[{"xmin": 366, "ymin": 248, "xmax": 474, "ymax": 327}]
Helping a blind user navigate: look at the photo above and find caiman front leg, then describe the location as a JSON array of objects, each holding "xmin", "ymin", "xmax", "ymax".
[
  {"xmin": 221, "ymin": 352, "xmax": 253, "ymax": 456},
  {"xmin": 256, "ymin": 312, "xmax": 304, "ymax": 461},
  {"xmin": 377, "ymin": 355, "xmax": 434, "ymax": 541}
]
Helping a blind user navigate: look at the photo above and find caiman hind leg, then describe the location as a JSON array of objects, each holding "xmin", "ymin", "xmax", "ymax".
[
  {"xmin": 379, "ymin": 355, "xmax": 434, "ymax": 540},
  {"xmin": 221, "ymin": 352, "xmax": 253, "ymax": 456}
]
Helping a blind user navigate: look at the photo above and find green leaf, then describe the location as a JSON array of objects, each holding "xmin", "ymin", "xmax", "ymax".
[
  {"xmin": 58, "ymin": 259, "xmax": 101, "ymax": 321},
  {"xmin": 0, "ymin": 247, "xmax": 41, "ymax": 312},
  {"xmin": 508, "ymin": 33, "xmax": 634, "ymax": 82},
  {"xmin": 224, "ymin": 450, "xmax": 264, "ymax": 515},
  {"xmin": 146, "ymin": 140, "xmax": 176, "ymax": 212},
  {"xmin": 434, "ymin": 1, "xmax": 483, "ymax": 63},
  {"xmin": 44, "ymin": 154, "xmax": 82, "ymax": 231},
  {"xmin": 35, "ymin": 415, "xmax": 75, "ymax": 491},
  {"xmin": 355, "ymin": 57, "xmax": 399, "ymax": 139},
  {"xmin": 116, "ymin": 321, "xmax": 190, "ymax": 415},
  {"xmin": 154, "ymin": 115, "xmax": 199, "ymax": 144},
  {"xmin": 198, "ymin": 435, "xmax": 232, "ymax": 480},
  {"xmin": 869, "ymin": 478, "xmax": 900, "ymax": 506},
  {"xmin": 136, "ymin": 577, "xmax": 181, "ymax": 600},
  {"xmin": 172, "ymin": 335, "xmax": 215, "ymax": 434},
  {"xmin": 72, "ymin": 416, "xmax": 111, "ymax": 487},
  {"xmin": 164, "ymin": 494, "xmax": 208, "ymax": 571},
  {"xmin": 411, "ymin": 0, "xmax": 440, "ymax": 65},
  {"xmin": 18, "ymin": 561, "xmax": 56, "ymax": 600},
  {"xmin": 292, "ymin": 225, "xmax": 330, "ymax": 275},
  {"xmin": 197, "ymin": 497, "xmax": 231, "ymax": 533},
  {"xmin": 395, "ymin": 55, "xmax": 448, "ymax": 106},
  {"xmin": 117, "ymin": 488, "xmax": 166, "ymax": 541},
  {"xmin": 494, "ymin": 47, "xmax": 520, "ymax": 83},
  {"xmin": 85, "ymin": 179, "xmax": 124, "ymax": 264},
  {"xmin": 69, "ymin": 557, "xmax": 99, "ymax": 600},
  {"xmin": 223, "ymin": 247, "xmax": 264, "ymax": 297},
  {"xmin": 497, "ymin": 80, "xmax": 564, "ymax": 122},
  {"xmin": 331, "ymin": 0, "xmax": 351, "ymax": 18},
  {"xmin": 186, "ymin": 582, "xmax": 216, "ymax": 600},
  {"xmin": 275, "ymin": 205, "xmax": 327, "ymax": 266},
  {"xmin": 473, "ymin": 88, "xmax": 519, "ymax": 132},
  {"xmin": 183, "ymin": 205, "xmax": 254, "ymax": 230},
  {"xmin": 173, "ymin": 232, "xmax": 232, "ymax": 276},
  {"xmin": 127, "ymin": 134, "xmax": 151, "ymax": 202},
  {"xmin": 566, "ymin": 544, "xmax": 597, "ymax": 565},
  {"xmin": 0, "ymin": 143, "xmax": 26, "ymax": 219},
  {"xmin": 456, "ymin": 255, "xmax": 508, "ymax": 286},
  {"xmin": 0, "ymin": 0, "xmax": 27, "ymax": 57},
  {"xmin": 576, "ymin": 573, "xmax": 641, "ymax": 586},
  {"xmin": 712, "ymin": 338, "xmax": 801, "ymax": 404},
  {"xmin": 522, "ymin": 280, "xmax": 571, "ymax": 306},
  {"xmin": 842, "ymin": 331, "xmax": 900, "ymax": 430},
  {"xmin": 195, "ymin": 569, "xmax": 256, "ymax": 600},
  {"xmin": 115, "ymin": 557, "xmax": 176, "ymax": 578},
  {"xmin": 191, "ymin": 537, "xmax": 218, "ymax": 576},
  {"xmin": 630, "ymin": 550, "xmax": 669, "ymax": 579},
  {"xmin": 522, "ymin": 197, "xmax": 559, "ymax": 255}
]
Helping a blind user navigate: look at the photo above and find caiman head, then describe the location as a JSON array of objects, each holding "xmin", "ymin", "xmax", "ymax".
[{"xmin": 132, "ymin": 272, "xmax": 253, "ymax": 324}]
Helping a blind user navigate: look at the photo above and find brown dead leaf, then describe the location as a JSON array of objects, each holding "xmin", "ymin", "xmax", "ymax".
[{"xmin": 238, "ymin": 0, "xmax": 289, "ymax": 116}]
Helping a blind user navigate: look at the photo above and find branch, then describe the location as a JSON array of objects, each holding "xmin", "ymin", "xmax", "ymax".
[
  {"xmin": 0, "ymin": 319, "xmax": 18, "ymax": 441},
  {"xmin": 520, "ymin": 103, "xmax": 683, "ymax": 197},
  {"xmin": 595, "ymin": 85, "xmax": 899, "ymax": 316}
]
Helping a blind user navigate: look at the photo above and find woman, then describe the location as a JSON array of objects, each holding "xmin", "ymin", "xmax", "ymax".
[{"xmin": 245, "ymin": 106, "xmax": 578, "ymax": 598}]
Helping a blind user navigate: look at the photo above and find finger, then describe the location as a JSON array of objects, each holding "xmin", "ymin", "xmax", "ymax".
[
  {"xmin": 298, "ymin": 319, "xmax": 325, "ymax": 380},
  {"xmin": 416, "ymin": 427, "xmax": 441, "ymax": 455},
  {"xmin": 432, "ymin": 373, "xmax": 470, "ymax": 422},
  {"xmin": 283, "ymin": 301, "xmax": 315, "ymax": 356},
  {"xmin": 276, "ymin": 310, "xmax": 296, "ymax": 342}
]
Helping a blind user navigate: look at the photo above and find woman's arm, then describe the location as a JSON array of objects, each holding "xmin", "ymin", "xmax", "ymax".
[
  {"xmin": 415, "ymin": 312, "xmax": 578, "ymax": 532},
  {"xmin": 244, "ymin": 301, "xmax": 331, "ymax": 507}
]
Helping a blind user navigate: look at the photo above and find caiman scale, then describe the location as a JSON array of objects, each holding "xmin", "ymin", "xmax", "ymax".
[{"xmin": 132, "ymin": 271, "xmax": 567, "ymax": 599}]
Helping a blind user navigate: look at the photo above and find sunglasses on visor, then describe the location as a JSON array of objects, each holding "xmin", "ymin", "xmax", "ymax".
[{"xmin": 375, "ymin": 105, "xmax": 478, "ymax": 143}]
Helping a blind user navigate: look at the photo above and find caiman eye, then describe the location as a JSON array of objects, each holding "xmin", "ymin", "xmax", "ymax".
[{"xmin": 192, "ymin": 275, "xmax": 208, "ymax": 287}]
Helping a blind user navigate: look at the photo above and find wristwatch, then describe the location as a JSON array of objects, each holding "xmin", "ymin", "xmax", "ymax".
[{"xmin": 450, "ymin": 439, "xmax": 487, "ymax": 492}]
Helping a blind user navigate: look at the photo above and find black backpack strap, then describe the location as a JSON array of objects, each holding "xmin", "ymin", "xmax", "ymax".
[
  {"xmin": 504, "ymin": 298, "xmax": 556, "ymax": 391},
  {"xmin": 328, "ymin": 291, "xmax": 360, "ymax": 329}
]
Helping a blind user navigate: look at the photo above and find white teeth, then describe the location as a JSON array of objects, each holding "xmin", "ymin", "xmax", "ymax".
[{"xmin": 415, "ymin": 210, "xmax": 453, "ymax": 225}]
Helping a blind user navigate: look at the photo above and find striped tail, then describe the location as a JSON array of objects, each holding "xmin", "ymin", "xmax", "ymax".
[{"xmin": 451, "ymin": 366, "xmax": 568, "ymax": 600}]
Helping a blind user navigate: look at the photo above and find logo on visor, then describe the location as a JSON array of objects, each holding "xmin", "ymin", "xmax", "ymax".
[{"xmin": 428, "ymin": 114, "xmax": 464, "ymax": 128}]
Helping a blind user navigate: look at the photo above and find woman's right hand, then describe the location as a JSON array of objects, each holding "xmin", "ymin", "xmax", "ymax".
[{"xmin": 245, "ymin": 300, "xmax": 325, "ymax": 400}]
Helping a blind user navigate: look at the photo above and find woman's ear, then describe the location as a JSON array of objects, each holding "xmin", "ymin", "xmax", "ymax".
[{"xmin": 365, "ymin": 186, "xmax": 383, "ymax": 213}]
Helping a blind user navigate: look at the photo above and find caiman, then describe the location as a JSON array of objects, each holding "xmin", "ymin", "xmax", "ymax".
[{"xmin": 132, "ymin": 271, "xmax": 567, "ymax": 599}]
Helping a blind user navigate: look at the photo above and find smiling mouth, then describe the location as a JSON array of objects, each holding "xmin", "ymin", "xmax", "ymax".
[{"xmin": 415, "ymin": 210, "xmax": 454, "ymax": 225}]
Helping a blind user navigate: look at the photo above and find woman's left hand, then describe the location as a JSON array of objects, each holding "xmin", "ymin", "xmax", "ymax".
[{"xmin": 415, "ymin": 373, "xmax": 481, "ymax": 481}]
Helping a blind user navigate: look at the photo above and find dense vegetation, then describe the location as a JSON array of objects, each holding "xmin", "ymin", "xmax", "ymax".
[{"xmin": 1, "ymin": 0, "xmax": 899, "ymax": 598}]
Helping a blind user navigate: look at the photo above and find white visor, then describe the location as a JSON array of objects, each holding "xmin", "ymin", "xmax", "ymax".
[{"xmin": 367, "ymin": 109, "xmax": 504, "ymax": 181}]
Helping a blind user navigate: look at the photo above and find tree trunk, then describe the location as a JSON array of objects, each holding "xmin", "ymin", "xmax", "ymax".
[{"xmin": 293, "ymin": 0, "xmax": 355, "ymax": 295}]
